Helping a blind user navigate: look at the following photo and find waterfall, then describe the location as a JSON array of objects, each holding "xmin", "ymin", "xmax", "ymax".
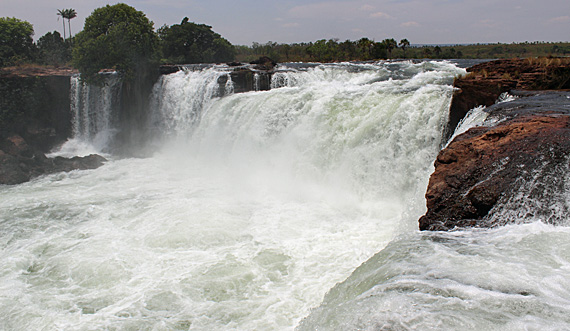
[
  {"xmin": 11, "ymin": 62, "xmax": 570, "ymax": 331},
  {"xmin": 52, "ymin": 74, "xmax": 122, "ymax": 157},
  {"xmin": 149, "ymin": 62, "xmax": 462, "ymax": 206},
  {"xmin": 70, "ymin": 73, "xmax": 121, "ymax": 143}
]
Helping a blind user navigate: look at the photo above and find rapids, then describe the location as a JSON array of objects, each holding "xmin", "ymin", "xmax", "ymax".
[{"xmin": 1, "ymin": 61, "xmax": 569, "ymax": 330}]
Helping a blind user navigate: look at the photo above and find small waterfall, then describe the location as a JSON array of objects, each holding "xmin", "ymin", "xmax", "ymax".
[
  {"xmin": 224, "ymin": 73, "xmax": 234, "ymax": 95},
  {"xmin": 66, "ymin": 73, "xmax": 122, "ymax": 153},
  {"xmin": 253, "ymin": 73, "xmax": 260, "ymax": 91}
]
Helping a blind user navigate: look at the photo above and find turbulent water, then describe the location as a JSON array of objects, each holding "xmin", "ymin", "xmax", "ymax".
[{"xmin": 1, "ymin": 61, "xmax": 570, "ymax": 330}]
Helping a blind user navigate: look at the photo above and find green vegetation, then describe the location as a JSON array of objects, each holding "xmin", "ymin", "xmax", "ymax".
[
  {"xmin": 72, "ymin": 3, "xmax": 160, "ymax": 84},
  {"xmin": 37, "ymin": 31, "xmax": 71, "ymax": 66},
  {"xmin": 2, "ymin": 5, "xmax": 570, "ymax": 74},
  {"xmin": 0, "ymin": 17, "xmax": 36, "ymax": 67},
  {"xmin": 235, "ymin": 39, "xmax": 570, "ymax": 63},
  {"xmin": 158, "ymin": 17, "xmax": 235, "ymax": 64}
]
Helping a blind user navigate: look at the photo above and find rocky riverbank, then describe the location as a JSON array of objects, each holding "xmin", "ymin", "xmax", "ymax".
[
  {"xmin": 0, "ymin": 66, "xmax": 107, "ymax": 185},
  {"xmin": 0, "ymin": 134, "xmax": 106, "ymax": 185},
  {"xmin": 421, "ymin": 58, "xmax": 570, "ymax": 231}
]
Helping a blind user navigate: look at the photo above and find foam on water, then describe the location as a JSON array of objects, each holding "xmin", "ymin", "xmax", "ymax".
[{"xmin": 298, "ymin": 222, "xmax": 570, "ymax": 330}]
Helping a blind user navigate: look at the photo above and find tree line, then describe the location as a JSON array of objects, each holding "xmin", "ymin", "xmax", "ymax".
[
  {"xmin": 236, "ymin": 40, "xmax": 570, "ymax": 63},
  {"xmin": 1, "ymin": 4, "xmax": 236, "ymax": 83},
  {"xmin": 2, "ymin": 3, "xmax": 569, "ymax": 84},
  {"xmin": 235, "ymin": 38, "xmax": 408, "ymax": 63}
]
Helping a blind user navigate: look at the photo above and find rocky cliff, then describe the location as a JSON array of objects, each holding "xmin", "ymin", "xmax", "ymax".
[
  {"xmin": 0, "ymin": 66, "xmax": 107, "ymax": 185},
  {"xmin": 421, "ymin": 58, "xmax": 570, "ymax": 231},
  {"xmin": 0, "ymin": 63, "xmax": 276, "ymax": 184},
  {"xmin": 445, "ymin": 58, "xmax": 570, "ymax": 140}
]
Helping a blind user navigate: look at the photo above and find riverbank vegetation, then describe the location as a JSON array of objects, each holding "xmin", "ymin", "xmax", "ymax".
[
  {"xmin": 1, "ymin": 3, "xmax": 569, "ymax": 78},
  {"xmin": 235, "ymin": 40, "xmax": 570, "ymax": 63}
]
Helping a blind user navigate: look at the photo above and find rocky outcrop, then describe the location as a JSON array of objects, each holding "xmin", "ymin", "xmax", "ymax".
[
  {"xmin": 445, "ymin": 58, "xmax": 570, "ymax": 140},
  {"xmin": 421, "ymin": 58, "xmax": 570, "ymax": 231},
  {"xmin": 420, "ymin": 91, "xmax": 570, "ymax": 230},
  {"xmin": 0, "ymin": 73, "xmax": 73, "ymax": 152},
  {"xmin": 249, "ymin": 56, "xmax": 277, "ymax": 71},
  {"xmin": 0, "ymin": 135, "xmax": 106, "ymax": 185},
  {"xmin": 0, "ymin": 67, "xmax": 108, "ymax": 184},
  {"xmin": 159, "ymin": 62, "xmax": 276, "ymax": 95}
]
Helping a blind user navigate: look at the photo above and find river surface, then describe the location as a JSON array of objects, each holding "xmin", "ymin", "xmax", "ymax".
[{"xmin": 1, "ymin": 61, "xmax": 569, "ymax": 330}]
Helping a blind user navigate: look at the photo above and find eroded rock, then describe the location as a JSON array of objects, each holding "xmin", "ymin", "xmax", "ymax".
[
  {"xmin": 420, "ymin": 91, "xmax": 570, "ymax": 230},
  {"xmin": 0, "ymin": 135, "xmax": 107, "ymax": 185}
]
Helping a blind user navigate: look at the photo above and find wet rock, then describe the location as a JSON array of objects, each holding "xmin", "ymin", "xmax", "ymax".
[
  {"xmin": 420, "ymin": 91, "xmax": 570, "ymax": 230},
  {"xmin": 52, "ymin": 154, "xmax": 107, "ymax": 172},
  {"xmin": 445, "ymin": 58, "xmax": 570, "ymax": 141},
  {"xmin": 0, "ymin": 135, "xmax": 107, "ymax": 185},
  {"xmin": 250, "ymin": 56, "xmax": 277, "ymax": 71}
]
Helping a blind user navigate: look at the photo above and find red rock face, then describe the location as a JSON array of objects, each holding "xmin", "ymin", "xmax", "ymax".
[
  {"xmin": 420, "ymin": 105, "xmax": 570, "ymax": 230},
  {"xmin": 423, "ymin": 57, "xmax": 570, "ymax": 231},
  {"xmin": 445, "ymin": 58, "xmax": 570, "ymax": 140}
]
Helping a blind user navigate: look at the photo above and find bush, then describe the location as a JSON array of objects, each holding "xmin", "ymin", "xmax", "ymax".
[
  {"xmin": 0, "ymin": 17, "xmax": 36, "ymax": 67},
  {"xmin": 37, "ymin": 31, "xmax": 71, "ymax": 66},
  {"xmin": 158, "ymin": 17, "xmax": 235, "ymax": 64}
]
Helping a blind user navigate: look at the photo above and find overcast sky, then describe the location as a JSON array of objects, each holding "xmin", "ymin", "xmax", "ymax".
[{"xmin": 2, "ymin": 0, "xmax": 569, "ymax": 45}]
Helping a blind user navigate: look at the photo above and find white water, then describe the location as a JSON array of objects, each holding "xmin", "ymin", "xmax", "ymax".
[
  {"xmin": 49, "ymin": 74, "xmax": 121, "ymax": 158},
  {"xmin": 2, "ymin": 61, "xmax": 569, "ymax": 330}
]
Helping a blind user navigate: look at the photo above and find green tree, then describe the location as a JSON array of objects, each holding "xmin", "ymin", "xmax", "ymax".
[
  {"xmin": 158, "ymin": 17, "xmax": 235, "ymax": 64},
  {"xmin": 339, "ymin": 39, "xmax": 357, "ymax": 60},
  {"xmin": 72, "ymin": 3, "xmax": 159, "ymax": 84},
  {"xmin": 37, "ymin": 31, "xmax": 70, "ymax": 65},
  {"xmin": 433, "ymin": 45, "xmax": 442, "ymax": 58},
  {"xmin": 382, "ymin": 38, "xmax": 398, "ymax": 59},
  {"xmin": 371, "ymin": 42, "xmax": 387, "ymax": 59},
  {"xmin": 399, "ymin": 39, "xmax": 410, "ymax": 58},
  {"xmin": 357, "ymin": 37, "xmax": 373, "ymax": 60},
  {"xmin": 0, "ymin": 17, "xmax": 36, "ymax": 67}
]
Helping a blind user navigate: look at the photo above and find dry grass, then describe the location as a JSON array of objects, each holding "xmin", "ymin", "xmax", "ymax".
[{"xmin": 526, "ymin": 56, "xmax": 570, "ymax": 67}]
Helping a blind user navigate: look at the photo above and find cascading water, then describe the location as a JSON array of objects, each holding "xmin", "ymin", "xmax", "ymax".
[
  {"xmin": 2, "ymin": 61, "xmax": 570, "ymax": 330},
  {"xmin": 51, "ymin": 73, "xmax": 122, "ymax": 157}
]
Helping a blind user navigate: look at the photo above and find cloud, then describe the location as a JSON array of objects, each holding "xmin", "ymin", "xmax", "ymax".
[
  {"xmin": 282, "ymin": 22, "xmax": 300, "ymax": 28},
  {"xmin": 288, "ymin": 1, "xmax": 381, "ymax": 20},
  {"xmin": 370, "ymin": 11, "xmax": 394, "ymax": 19},
  {"xmin": 477, "ymin": 19, "xmax": 498, "ymax": 28},
  {"xmin": 289, "ymin": 2, "xmax": 348, "ymax": 19},
  {"xmin": 400, "ymin": 21, "xmax": 419, "ymax": 27},
  {"xmin": 548, "ymin": 16, "xmax": 570, "ymax": 23}
]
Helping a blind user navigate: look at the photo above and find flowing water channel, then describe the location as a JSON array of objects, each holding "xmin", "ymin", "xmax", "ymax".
[{"xmin": 1, "ymin": 61, "xmax": 570, "ymax": 330}]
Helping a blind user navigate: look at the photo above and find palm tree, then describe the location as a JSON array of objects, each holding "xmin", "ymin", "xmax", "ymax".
[
  {"xmin": 63, "ymin": 9, "xmax": 77, "ymax": 44},
  {"xmin": 382, "ymin": 38, "xmax": 398, "ymax": 59},
  {"xmin": 357, "ymin": 37, "xmax": 373, "ymax": 60},
  {"xmin": 399, "ymin": 39, "xmax": 410, "ymax": 58},
  {"xmin": 57, "ymin": 9, "xmax": 66, "ymax": 41}
]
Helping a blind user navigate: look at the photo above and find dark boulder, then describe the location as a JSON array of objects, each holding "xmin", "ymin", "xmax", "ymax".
[
  {"xmin": 0, "ymin": 135, "xmax": 107, "ymax": 185},
  {"xmin": 250, "ymin": 56, "xmax": 277, "ymax": 70}
]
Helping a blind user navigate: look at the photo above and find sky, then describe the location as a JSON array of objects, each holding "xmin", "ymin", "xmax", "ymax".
[{"xmin": 2, "ymin": 0, "xmax": 569, "ymax": 46}]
